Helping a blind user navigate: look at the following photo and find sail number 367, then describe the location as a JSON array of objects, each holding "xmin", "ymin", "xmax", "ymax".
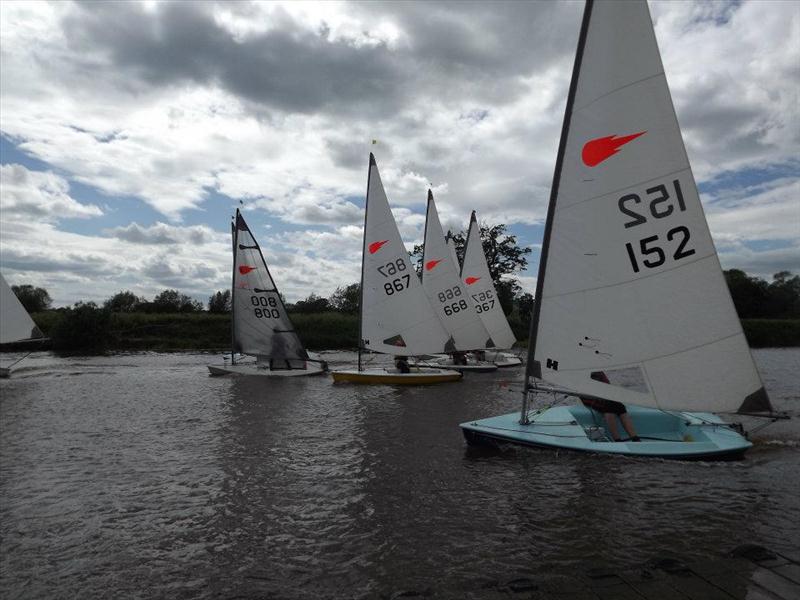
[
  {"xmin": 620, "ymin": 179, "xmax": 696, "ymax": 273},
  {"xmin": 471, "ymin": 290, "xmax": 495, "ymax": 313}
]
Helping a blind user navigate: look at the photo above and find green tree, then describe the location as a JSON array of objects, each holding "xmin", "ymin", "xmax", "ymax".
[
  {"xmin": 516, "ymin": 292, "xmax": 535, "ymax": 331},
  {"xmin": 329, "ymin": 283, "xmax": 360, "ymax": 314},
  {"xmin": 724, "ymin": 269, "xmax": 769, "ymax": 318},
  {"xmin": 292, "ymin": 293, "xmax": 330, "ymax": 314},
  {"xmin": 766, "ymin": 271, "xmax": 800, "ymax": 318},
  {"xmin": 104, "ymin": 290, "xmax": 143, "ymax": 312},
  {"xmin": 50, "ymin": 302, "xmax": 111, "ymax": 351},
  {"xmin": 152, "ymin": 289, "xmax": 203, "ymax": 313},
  {"xmin": 208, "ymin": 290, "xmax": 231, "ymax": 313},
  {"xmin": 11, "ymin": 284, "xmax": 52, "ymax": 313}
]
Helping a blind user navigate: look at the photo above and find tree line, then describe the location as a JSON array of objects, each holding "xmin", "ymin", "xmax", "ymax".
[{"xmin": 10, "ymin": 217, "xmax": 799, "ymax": 323}]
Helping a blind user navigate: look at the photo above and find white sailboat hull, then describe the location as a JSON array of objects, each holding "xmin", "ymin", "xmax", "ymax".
[
  {"xmin": 208, "ymin": 362, "xmax": 327, "ymax": 377},
  {"xmin": 427, "ymin": 352, "xmax": 522, "ymax": 369},
  {"xmin": 422, "ymin": 356, "xmax": 497, "ymax": 373}
]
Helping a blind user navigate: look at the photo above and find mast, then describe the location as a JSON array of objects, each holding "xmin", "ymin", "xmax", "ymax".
[
  {"xmin": 421, "ymin": 190, "xmax": 433, "ymax": 283},
  {"xmin": 357, "ymin": 153, "xmax": 375, "ymax": 371},
  {"xmin": 520, "ymin": 0, "xmax": 594, "ymax": 424},
  {"xmin": 230, "ymin": 218, "xmax": 238, "ymax": 365}
]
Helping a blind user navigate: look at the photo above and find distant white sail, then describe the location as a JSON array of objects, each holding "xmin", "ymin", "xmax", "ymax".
[
  {"xmin": 360, "ymin": 155, "xmax": 451, "ymax": 356},
  {"xmin": 422, "ymin": 192, "xmax": 493, "ymax": 350},
  {"xmin": 232, "ymin": 210, "xmax": 308, "ymax": 362},
  {"xmin": 0, "ymin": 274, "xmax": 44, "ymax": 344},
  {"xmin": 528, "ymin": 0, "xmax": 769, "ymax": 414},
  {"xmin": 461, "ymin": 212, "xmax": 516, "ymax": 350}
]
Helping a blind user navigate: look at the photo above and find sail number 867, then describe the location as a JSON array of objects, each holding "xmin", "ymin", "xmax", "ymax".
[
  {"xmin": 378, "ymin": 258, "xmax": 411, "ymax": 296},
  {"xmin": 251, "ymin": 295, "xmax": 280, "ymax": 319}
]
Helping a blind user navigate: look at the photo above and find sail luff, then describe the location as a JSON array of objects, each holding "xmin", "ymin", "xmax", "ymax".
[
  {"xmin": 230, "ymin": 220, "xmax": 237, "ymax": 364},
  {"xmin": 524, "ymin": 0, "xmax": 594, "ymax": 394},
  {"xmin": 357, "ymin": 153, "xmax": 376, "ymax": 371}
]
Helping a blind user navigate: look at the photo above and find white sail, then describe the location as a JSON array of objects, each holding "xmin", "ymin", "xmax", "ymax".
[
  {"xmin": 360, "ymin": 155, "xmax": 451, "ymax": 356},
  {"xmin": 0, "ymin": 274, "xmax": 44, "ymax": 344},
  {"xmin": 232, "ymin": 210, "xmax": 308, "ymax": 363},
  {"xmin": 422, "ymin": 191, "xmax": 493, "ymax": 350},
  {"xmin": 528, "ymin": 0, "xmax": 769, "ymax": 414},
  {"xmin": 461, "ymin": 211, "xmax": 516, "ymax": 350}
]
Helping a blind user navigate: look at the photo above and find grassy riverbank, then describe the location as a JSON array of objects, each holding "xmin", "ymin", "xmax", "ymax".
[{"xmin": 3, "ymin": 311, "xmax": 797, "ymax": 353}]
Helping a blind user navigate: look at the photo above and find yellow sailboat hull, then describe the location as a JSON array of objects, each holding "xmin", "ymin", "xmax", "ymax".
[{"xmin": 331, "ymin": 368, "xmax": 462, "ymax": 385}]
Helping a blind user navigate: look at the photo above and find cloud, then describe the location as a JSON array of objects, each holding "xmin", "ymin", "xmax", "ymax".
[
  {"xmin": 0, "ymin": 1, "xmax": 797, "ymax": 304},
  {"xmin": 0, "ymin": 163, "xmax": 103, "ymax": 221},
  {"xmin": 108, "ymin": 221, "xmax": 215, "ymax": 245}
]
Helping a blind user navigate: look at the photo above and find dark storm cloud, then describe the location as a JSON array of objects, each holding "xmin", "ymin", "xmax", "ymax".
[
  {"xmin": 60, "ymin": 1, "xmax": 581, "ymax": 118},
  {"xmin": 62, "ymin": 1, "xmax": 408, "ymax": 116}
]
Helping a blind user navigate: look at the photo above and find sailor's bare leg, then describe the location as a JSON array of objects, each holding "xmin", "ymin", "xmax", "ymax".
[
  {"xmin": 604, "ymin": 413, "xmax": 621, "ymax": 441},
  {"xmin": 620, "ymin": 413, "xmax": 639, "ymax": 440}
]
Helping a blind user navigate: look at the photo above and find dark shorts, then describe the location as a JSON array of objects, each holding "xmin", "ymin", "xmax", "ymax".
[{"xmin": 581, "ymin": 398, "xmax": 627, "ymax": 415}]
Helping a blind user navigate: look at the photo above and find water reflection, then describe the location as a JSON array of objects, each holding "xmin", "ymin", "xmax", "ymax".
[{"xmin": 0, "ymin": 350, "xmax": 796, "ymax": 599}]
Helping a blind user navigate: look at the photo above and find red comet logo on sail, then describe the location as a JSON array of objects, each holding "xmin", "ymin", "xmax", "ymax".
[
  {"xmin": 582, "ymin": 131, "xmax": 646, "ymax": 167},
  {"xmin": 368, "ymin": 240, "xmax": 389, "ymax": 254},
  {"xmin": 239, "ymin": 265, "xmax": 257, "ymax": 275},
  {"xmin": 465, "ymin": 276, "xmax": 481, "ymax": 285},
  {"xmin": 425, "ymin": 259, "xmax": 442, "ymax": 271}
]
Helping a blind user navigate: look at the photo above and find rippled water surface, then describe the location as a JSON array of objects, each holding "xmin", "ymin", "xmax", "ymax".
[{"xmin": 1, "ymin": 349, "xmax": 799, "ymax": 598}]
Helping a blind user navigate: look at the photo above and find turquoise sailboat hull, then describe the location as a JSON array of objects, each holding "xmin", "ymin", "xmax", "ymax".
[{"xmin": 460, "ymin": 405, "xmax": 752, "ymax": 460}]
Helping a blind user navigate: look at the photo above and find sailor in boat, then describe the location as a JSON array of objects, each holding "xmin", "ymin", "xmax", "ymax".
[
  {"xmin": 452, "ymin": 351, "xmax": 468, "ymax": 366},
  {"xmin": 580, "ymin": 372, "xmax": 641, "ymax": 442},
  {"xmin": 394, "ymin": 356, "xmax": 411, "ymax": 374}
]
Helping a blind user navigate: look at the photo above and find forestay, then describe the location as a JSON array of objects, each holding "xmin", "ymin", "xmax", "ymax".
[
  {"xmin": 232, "ymin": 210, "xmax": 308, "ymax": 363},
  {"xmin": 528, "ymin": 0, "xmax": 769, "ymax": 414},
  {"xmin": 0, "ymin": 274, "xmax": 44, "ymax": 344},
  {"xmin": 422, "ymin": 192, "xmax": 493, "ymax": 350},
  {"xmin": 361, "ymin": 155, "xmax": 451, "ymax": 356},
  {"xmin": 461, "ymin": 212, "xmax": 516, "ymax": 350}
]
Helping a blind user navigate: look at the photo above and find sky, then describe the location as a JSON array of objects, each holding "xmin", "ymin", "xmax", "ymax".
[{"xmin": 0, "ymin": 0, "xmax": 797, "ymax": 307}]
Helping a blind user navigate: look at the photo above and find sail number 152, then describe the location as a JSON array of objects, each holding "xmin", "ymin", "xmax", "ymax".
[{"xmin": 620, "ymin": 178, "xmax": 696, "ymax": 273}]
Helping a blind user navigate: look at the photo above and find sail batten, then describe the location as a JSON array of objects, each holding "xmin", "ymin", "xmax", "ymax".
[{"xmin": 526, "ymin": 0, "xmax": 770, "ymax": 415}]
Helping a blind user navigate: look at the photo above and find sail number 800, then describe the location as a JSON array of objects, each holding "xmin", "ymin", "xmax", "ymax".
[{"xmin": 251, "ymin": 295, "xmax": 280, "ymax": 319}]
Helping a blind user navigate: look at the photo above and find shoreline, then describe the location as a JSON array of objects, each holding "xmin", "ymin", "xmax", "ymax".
[{"xmin": 1, "ymin": 312, "xmax": 797, "ymax": 353}]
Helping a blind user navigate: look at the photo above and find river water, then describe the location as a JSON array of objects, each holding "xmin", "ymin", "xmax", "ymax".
[{"xmin": 1, "ymin": 349, "xmax": 798, "ymax": 598}]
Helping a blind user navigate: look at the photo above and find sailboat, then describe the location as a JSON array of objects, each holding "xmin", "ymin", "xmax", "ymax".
[
  {"xmin": 459, "ymin": 211, "xmax": 523, "ymax": 368},
  {"xmin": 419, "ymin": 191, "xmax": 497, "ymax": 373},
  {"xmin": 208, "ymin": 210, "xmax": 327, "ymax": 377},
  {"xmin": 460, "ymin": 0, "xmax": 775, "ymax": 459},
  {"xmin": 332, "ymin": 155, "xmax": 462, "ymax": 384},
  {"xmin": 0, "ymin": 273, "xmax": 46, "ymax": 377}
]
